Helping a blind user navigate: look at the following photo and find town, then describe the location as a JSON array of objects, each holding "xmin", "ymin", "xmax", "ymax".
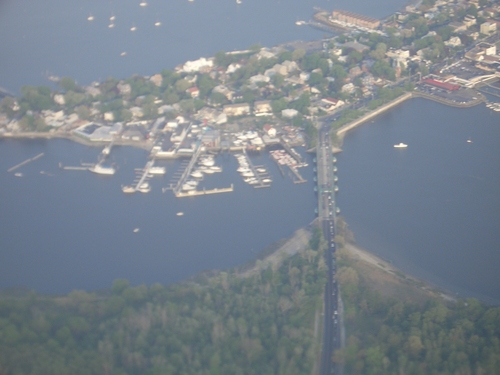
[{"xmin": 2, "ymin": 0, "xmax": 500, "ymax": 190}]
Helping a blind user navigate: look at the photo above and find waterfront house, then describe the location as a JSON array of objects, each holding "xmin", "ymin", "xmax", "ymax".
[{"xmin": 186, "ymin": 87, "xmax": 200, "ymax": 98}]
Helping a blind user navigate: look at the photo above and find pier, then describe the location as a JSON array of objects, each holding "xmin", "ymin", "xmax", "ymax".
[
  {"xmin": 170, "ymin": 144, "xmax": 204, "ymax": 195},
  {"xmin": 289, "ymin": 166, "xmax": 307, "ymax": 184},
  {"xmin": 8, "ymin": 153, "xmax": 45, "ymax": 172},
  {"xmin": 175, "ymin": 184, "xmax": 234, "ymax": 197},
  {"xmin": 241, "ymin": 149, "xmax": 270, "ymax": 188},
  {"xmin": 133, "ymin": 160, "xmax": 154, "ymax": 191}
]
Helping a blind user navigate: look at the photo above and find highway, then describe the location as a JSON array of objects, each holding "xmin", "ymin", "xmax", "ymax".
[{"xmin": 317, "ymin": 123, "xmax": 340, "ymax": 375}]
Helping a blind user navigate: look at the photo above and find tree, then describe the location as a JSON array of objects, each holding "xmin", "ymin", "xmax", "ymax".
[
  {"xmin": 271, "ymin": 98, "xmax": 287, "ymax": 114},
  {"xmin": 369, "ymin": 43, "xmax": 387, "ymax": 60},
  {"xmin": 76, "ymin": 105, "xmax": 91, "ymax": 120},
  {"xmin": 197, "ymin": 74, "xmax": 216, "ymax": 98},
  {"xmin": 175, "ymin": 79, "xmax": 191, "ymax": 94},
  {"xmin": 59, "ymin": 76, "xmax": 77, "ymax": 92},
  {"xmin": 291, "ymin": 48, "xmax": 305, "ymax": 61}
]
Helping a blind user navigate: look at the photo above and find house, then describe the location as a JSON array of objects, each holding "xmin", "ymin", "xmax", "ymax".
[
  {"xmin": 249, "ymin": 74, "xmax": 270, "ymax": 84},
  {"xmin": 212, "ymin": 85, "xmax": 234, "ymax": 101},
  {"xmin": 263, "ymin": 124, "xmax": 277, "ymax": 137},
  {"xmin": 186, "ymin": 87, "xmax": 200, "ymax": 98},
  {"xmin": 104, "ymin": 112, "xmax": 114, "ymax": 122},
  {"xmin": 320, "ymin": 97, "xmax": 345, "ymax": 112},
  {"xmin": 445, "ymin": 36, "xmax": 462, "ymax": 47},
  {"xmin": 282, "ymin": 108, "xmax": 299, "ymax": 118},
  {"xmin": 117, "ymin": 82, "xmax": 132, "ymax": 96},
  {"xmin": 223, "ymin": 103, "xmax": 251, "ymax": 117},
  {"xmin": 149, "ymin": 74, "xmax": 163, "ymax": 87},
  {"xmin": 341, "ymin": 83, "xmax": 355, "ymax": 94},
  {"xmin": 182, "ymin": 57, "xmax": 214, "ymax": 73},
  {"xmin": 53, "ymin": 94, "xmax": 65, "ymax": 106},
  {"xmin": 254, "ymin": 100, "xmax": 272, "ymax": 116}
]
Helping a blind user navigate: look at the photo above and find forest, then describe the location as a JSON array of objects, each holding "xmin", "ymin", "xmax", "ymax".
[
  {"xmin": 0, "ymin": 234, "xmax": 326, "ymax": 375},
  {"xmin": 1, "ymin": 223, "xmax": 500, "ymax": 374}
]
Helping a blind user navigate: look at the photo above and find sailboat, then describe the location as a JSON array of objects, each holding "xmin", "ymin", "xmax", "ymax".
[{"xmin": 87, "ymin": 13, "xmax": 94, "ymax": 21}]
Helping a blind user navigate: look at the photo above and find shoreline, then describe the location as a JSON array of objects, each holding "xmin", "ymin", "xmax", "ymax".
[{"xmin": 334, "ymin": 90, "xmax": 486, "ymax": 146}]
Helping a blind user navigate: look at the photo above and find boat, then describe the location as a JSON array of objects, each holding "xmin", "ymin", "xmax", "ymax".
[
  {"xmin": 394, "ymin": 143, "xmax": 408, "ymax": 148},
  {"xmin": 176, "ymin": 212, "xmax": 184, "ymax": 216},
  {"xmin": 242, "ymin": 171, "xmax": 254, "ymax": 177},
  {"xmin": 256, "ymin": 168, "xmax": 266, "ymax": 173},
  {"xmin": 467, "ymin": 139, "xmax": 472, "ymax": 143},
  {"xmin": 186, "ymin": 180, "xmax": 198, "ymax": 186},
  {"xmin": 130, "ymin": 26, "xmax": 137, "ymax": 31},
  {"xmin": 237, "ymin": 167, "xmax": 249, "ymax": 173},
  {"xmin": 139, "ymin": 1, "xmax": 148, "ymax": 6},
  {"xmin": 236, "ymin": 0, "xmax": 242, "ymax": 3},
  {"xmin": 191, "ymin": 171, "xmax": 203, "ymax": 178},
  {"xmin": 210, "ymin": 166, "xmax": 222, "ymax": 172},
  {"xmin": 138, "ymin": 182, "xmax": 151, "ymax": 193},
  {"xmin": 295, "ymin": 20, "xmax": 306, "ymax": 26},
  {"xmin": 87, "ymin": 14, "xmax": 94, "ymax": 21},
  {"xmin": 133, "ymin": 228, "xmax": 140, "ymax": 233},
  {"xmin": 110, "ymin": 15, "xmax": 115, "ymax": 21},
  {"xmin": 262, "ymin": 178, "xmax": 272, "ymax": 183},
  {"xmin": 248, "ymin": 179, "xmax": 259, "ymax": 185},
  {"xmin": 202, "ymin": 168, "xmax": 215, "ymax": 174},
  {"xmin": 14, "ymin": 172, "xmax": 23, "ymax": 177},
  {"xmin": 89, "ymin": 164, "xmax": 115, "ymax": 175},
  {"xmin": 155, "ymin": 21, "xmax": 161, "ymax": 26},
  {"xmin": 108, "ymin": 23, "xmax": 115, "ymax": 28},
  {"xmin": 122, "ymin": 185, "xmax": 135, "ymax": 193},
  {"xmin": 149, "ymin": 166, "xmax": 166, "ymax": 175},
  {"xmin": 182, "ymin": 184, "xmax": 196, "ymax": 191},
  {"xmin": 120, "ymin": 52, "xmax": 127, "ymax": 56}
]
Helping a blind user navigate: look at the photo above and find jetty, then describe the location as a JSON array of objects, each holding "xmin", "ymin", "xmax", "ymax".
[
  {"xmin": 8, "ymin": 152, "xmax": 44, "ymax": 172},
  {"xmin": 175, "ymin": 184, "xmax": 234, "ymax": 198},
  {"xmin": 133, "ymin": 160, "xmax": 154, "ymax": 191},
  {"xmin": 240, "ymin": 149, "xmax": 270, "ymax": 188}
]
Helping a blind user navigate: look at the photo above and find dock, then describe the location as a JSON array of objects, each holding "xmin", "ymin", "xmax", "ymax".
[
  {"xmin": 289, "ymin": 166, "xmax": 307, "ymax": 184},
  {"xmin": 170, "ymin": 144, "xmax": 204, "ymax": 195},
  {"xmin": 133, "ymin": 160, "xmax": 154, "ymax": 191},
  {"xmin": 240, "ymin": 149, "xmax": 271, "ymax": 188},
  {"xmin": 63, "ymin": 166, "xmax": 88, "ymax": 171},
  {"xmin": 280, "ymin": 138, "xmax": 302, "ymax": 163},
  {"xmin": 175, "ymin": 184, "xmax": 234, "ymax": 198},
  {"xmin": 8, "ymin": 152, "xmax": 44, "ymax": 172}
]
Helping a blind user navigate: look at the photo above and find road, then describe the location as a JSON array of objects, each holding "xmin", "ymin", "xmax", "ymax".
[{"xmin": 317, "ymin": 123, "xmax": 340, "ymax": 375}]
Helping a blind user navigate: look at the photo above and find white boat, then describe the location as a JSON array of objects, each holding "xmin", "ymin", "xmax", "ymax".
[
  {"xmin": 467, "ymin": 139, "xmax": 472, "ymax": 143},
  {"xmin": 87, "ymin": 14, "xmax": 94, "ymax": 21},
  {"xmin": 133, "ymin": 228, "xmax": 140, "ymax": 233},
  {"xmin": 176, "ymin": 212, "xmax": 184, "ymax": 216},
  {"xmin": 149, "ymin": 166, "xmax": 166, "ymax": 175},
  {"xmin": 182, "ymin": 184, "xmax": 196, "ymax": 191},
  {"xmin": 236, "ymin": 0, "xmax": 242, "ymax": 3},
  {"xmin": 138, "ymin": 182, "xmax": 151, "ymax": 193},
  {"xmin": 191, "ymin": 171, "xmax": 203, "ymax": 178},
  {"xmin": 130, "ymin": 25, "xmax": 137, "ymax": 31},
  {"xmin": 296, "ymin": 20, "xmax": 306, "ymax": 26},
  {"xmin": 110, "ymin": 15, "xmax": 115, "ymax": 21},
  {"xmin": 200, "ymin": 158, "xmax": 215, "ymax": 167},
  {"xmin": 262, "ymin": 178, "xmax": 272, "ymax": 183},
  {"xmin": 237, "ymin": 167, "xmax": 249, "ymax": 173},
  {"xmin": 120, "ymin": 52, "xmax": 127, "ymax": 56},
  {"xmin": 210, "ymin": 166, "xmax": 222, "ymax": 172},
  {"xmin": 89, "ymin": 164, "xmax": 115, "ymax": 175},
  {"xmin": 122, "ymin": 185, "xmax": 135, "ymax": 193},
  {"xmin": 242, "ymin": 171, "xmax": 254, "ymax": 177},
  {"xmin": 256, "ymin": 168, "xmax": 266, "ymax": 173},
  {"xmin": 248, "ymin": 179, "xmax": 259, "ymax": 185},
  {"xmin": 394, "ymin": 143, "xmax": 408, "ymax": 148},
  {"xmin": 202, "ymin": 169, "xmax": 215, "ymax": 174},
  {"xmin": 155, "ymin": 21, "xmax": 161, "ymax": 26},
  {"xmin": 14, "ymin": 172, "xmax": 23, "ymax": 177},
  {"xmin": 108, "ymin": 23, "xmax": 115, "ymax": 28},
  {"xmin": 186, "ymin": 180, "xmax": 198, "ymax": 186},
  {"xmin": 140, "ymin": 1, "xmax": 148, "ymax": 6}
]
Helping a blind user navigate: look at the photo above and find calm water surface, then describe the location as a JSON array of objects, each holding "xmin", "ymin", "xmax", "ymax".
[
  {"xmin": 0, "ymin": 140, "xmax": 317, "ymax": 294},
  {"xmin": 337, "ymin": 98, "xmax": 500, "ymax": 305}
]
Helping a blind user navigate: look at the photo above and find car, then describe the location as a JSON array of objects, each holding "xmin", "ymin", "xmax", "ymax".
[{"xmin": 331, "ymin": 243, "xmax": 335, "ymax": 248}]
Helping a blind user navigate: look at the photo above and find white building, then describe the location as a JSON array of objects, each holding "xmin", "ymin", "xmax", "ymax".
[
  {"xmin": 182, "ymin": 57, "xmax": 214, "ymax": 73},
  {"xmin": 282, "ymin": 108, "xmax": 299, "ymax": 118}
]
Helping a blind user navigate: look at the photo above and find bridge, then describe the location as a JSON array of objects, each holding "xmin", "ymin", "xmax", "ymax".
[{"xmin": 317, "ymin": 123, "xmax": 341, "ymax": 375}]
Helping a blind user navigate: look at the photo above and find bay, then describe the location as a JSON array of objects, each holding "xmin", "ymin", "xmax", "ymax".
[
  {"xmin": 337, "ymin": 98, "xmax": 500, "ymax": 305},
  {"xmin": 0, "ymin": 0, "xmax": 407, "ymax": 93}
]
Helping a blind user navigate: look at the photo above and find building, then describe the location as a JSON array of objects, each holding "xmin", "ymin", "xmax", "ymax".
[
  {"xmin": 480, "ymin": 21, "xmax": 497, "ymax": 34},
  {"xmin": 422, "ymin": 78, "xmax": 460, "ymax": 91},
  {"xmin": 254, "ymin": 100, "xmax": 272, "ymax": 116},
  {"xmin": 331, "ymin": 10, "xmax": 380, "ymax": 29},
  {"xmin": 223, "ymin": 103, "xmax": 251, "ymax": 117},
  {"xmin": 149, "ymin": 74, "xmax": 163, "ymax": 87},
  {"xmin": 186, "ymin": 87, "xmax": 200, "ymax": 98},
  {"xmin": 263, "ymin": 124, "xmax": 277, "ymax": 137},
  {"xmin": 282, "ymin": 108, "xmax": 299, "ymax": 118}
]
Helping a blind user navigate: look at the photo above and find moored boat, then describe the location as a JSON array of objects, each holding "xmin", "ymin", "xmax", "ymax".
[{"xmin": 394, "ymin": 142, "xmax": 408, "ymax": 148}]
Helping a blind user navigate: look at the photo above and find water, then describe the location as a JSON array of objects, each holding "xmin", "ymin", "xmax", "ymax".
[
  {"xmin": 337, "ymin": 98, "xmax": 500, "ymax": 305},
  {"xmin": 0, "ymin": 0, "xmax": 408, "ymax": 93},
  {"xmin": 0, "ymin": 139, "xmax": 317, "ymax": 294}
]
